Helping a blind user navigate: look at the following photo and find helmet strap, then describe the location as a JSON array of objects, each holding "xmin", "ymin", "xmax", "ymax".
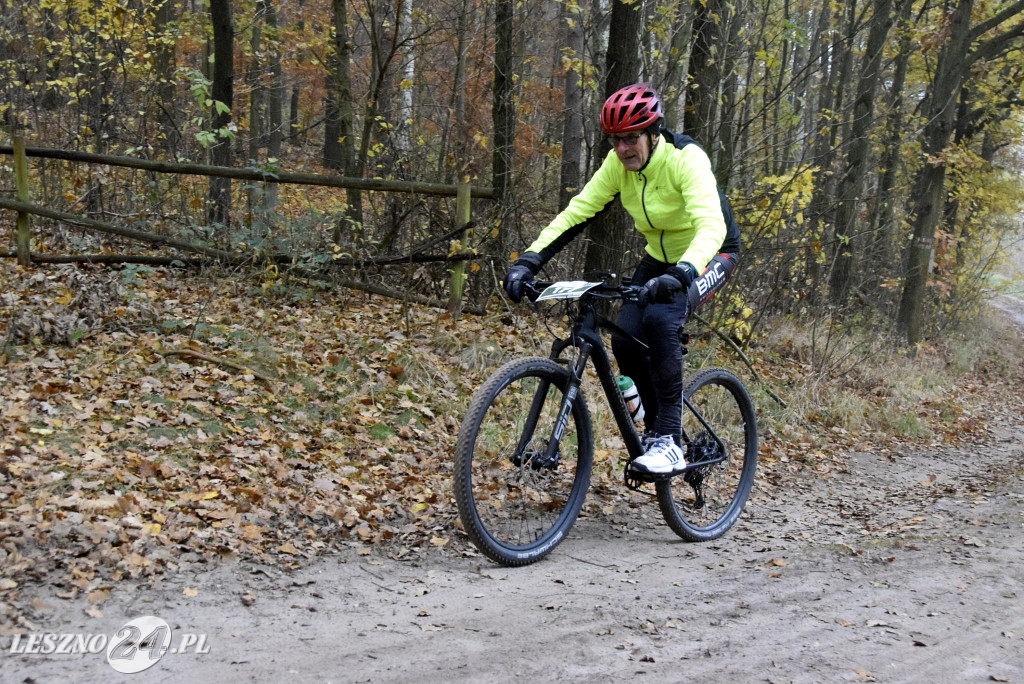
[{"xmin": 637, "ymin": 131, "xmax": 659, "ymax": 172}]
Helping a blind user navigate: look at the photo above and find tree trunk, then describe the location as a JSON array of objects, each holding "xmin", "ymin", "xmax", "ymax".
[
  {"xmin": 802, "ymin": 0, "xmax": 845, "ymax": 302},
  {"xmin": 83, "ymin": 0, "xmax": 111, "ymax": 217},
  {"xmin": 394, "ymin": 0, "xmax": 414, "ymax": 160},
  {"xmin": 324, "ymin": 0, "xmax": 353, "ymax": 173},
  {"xmin": 714, "ymin": 0, "xmax": 746, "ymax": 189},
  {"xmin": 492, "ymin": 0, "xmax": 515, "ymax": 204},
  {"xmin": 583, "ymin": 0, "xmax": 642, "ymax": 277},
  {"xmin": 558, "ymin": 0, "xmax": 585, "ymax": 211},
  {"xmin": 769, "ymin": 0, "xmax": 790, "ymax": 176},
  {"xmin": 896, "ymin": 0, "xmax": 976, "ymax": 343},
  {"xmin": 659, "ymin": 4, "xmax": 693, "ymax": 132},
  {"xmin": 207, "ymin": 0, "xmax": 234, "ymax": 228},
  {"xmin": 864, "ymin": 1, "xmax": 912, "ymax": 291},
  {"xmin": 828, "ymin": 0, "xmax": 897, "ymax": 304},
  {"xmin": 683, "ymin": 0, "xmax": 726, "ymax": 145},
  {"xmin": 266, "ymin": 0, "xmax": 283, "ymax": 210},
  {"xmin": 288, "ymin": 0, "xmax": 305, "ymax": 142},
  {"xmin": 437, "ymin": 0, "xmax": 470, "ymax": 183},
  {"xmin": 325, "ymin": 0, "xmax": 361, "ymax": 236},
  {"xmin": 41, "ymin": 7, "xmax": 62, "ymax": 110},
  {"xmin": 246, "ymin": 5, "xmax": 265, "ymax": 219},
  {"xmin": 153, "ymin": 0, "xmax": 179, "ymax": 153}
]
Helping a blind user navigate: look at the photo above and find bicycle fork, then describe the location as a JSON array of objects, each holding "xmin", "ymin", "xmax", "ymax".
[{"xmin": 512, "ymin": 342, "xmax": 591, "ymax": 471}]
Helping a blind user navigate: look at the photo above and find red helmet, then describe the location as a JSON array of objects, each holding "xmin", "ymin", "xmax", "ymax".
[{"xmin": 601, "ymin": 83, "xmax": 664, "ymax": 135}]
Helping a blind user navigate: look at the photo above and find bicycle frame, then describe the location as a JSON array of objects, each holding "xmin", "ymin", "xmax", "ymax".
[
  {"xmin": 547, "ymin": 302, "xmax": 645, "ymax": 462},
  {"xmin": 532, "ymin": 282, "xmax": 729, "ymax": 474}
]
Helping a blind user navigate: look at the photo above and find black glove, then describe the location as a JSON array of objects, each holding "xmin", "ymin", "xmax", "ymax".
[
  {"xmin": 503, "ymin": 252, "xmax": 543, "ymax": 303},
  {"xmin": 639, "ymin": 262, "xmax": 696, "ymax": 306}
]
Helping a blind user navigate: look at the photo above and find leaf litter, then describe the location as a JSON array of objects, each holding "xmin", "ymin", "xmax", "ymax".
[{"xmin": 2, "ymin": 262, "xmax": 1023, "ymax": 633}]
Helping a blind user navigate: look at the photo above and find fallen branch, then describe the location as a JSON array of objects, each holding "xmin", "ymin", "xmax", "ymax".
[
  {"xmin": 327, "ymin": 222, "xmax": 477, "ymax": 266},
  {"xmin": 0, "ymin": 197, "xmax": 243, "ymax": 262},
  {"xmin": 0, "ymin": 250, "xmax": 208, "ymax": 267},
  {"xmin": 160, "ymin": 349, "xmax": 278, "ymax": 388},
  {"xmin": 691, "ymin": 312, "xmax": 787, "ymax": 408},
  {"xmin": 336, "ymin": 278, "xmax": 487, "ymax": 316},
  {"xmin": 0, "ymin": 198, "xmax": 487, "ymax": 313}
]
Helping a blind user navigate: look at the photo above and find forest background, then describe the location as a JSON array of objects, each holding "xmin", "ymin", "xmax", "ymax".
[{"xmin": 1, "ymin": 0, "xmax": 1023, "ymax": 619}]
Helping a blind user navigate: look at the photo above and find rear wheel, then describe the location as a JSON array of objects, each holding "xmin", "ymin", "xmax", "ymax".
[
  {"xmin": 454, "ymin": 357, "xmax": 593, "ymax": 565},
  {"xmin": 656, "ymin": 367, "xmax": 758, "ymax": 541}
]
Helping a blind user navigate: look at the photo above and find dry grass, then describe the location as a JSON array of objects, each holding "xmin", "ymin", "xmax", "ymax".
[{"xmin": 750, "ymin": 306, "xmax": 1024, "ymax": 448}]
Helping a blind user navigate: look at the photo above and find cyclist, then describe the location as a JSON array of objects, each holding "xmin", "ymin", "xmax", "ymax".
[{"xmin": 503, "ymin": 82, "xmax": 741, "ymax": 476}]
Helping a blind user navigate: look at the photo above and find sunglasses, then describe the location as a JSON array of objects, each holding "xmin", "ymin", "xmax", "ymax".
[{"xmin": 607, "ymin": 133, "xmax": 642, "ymax": 147}]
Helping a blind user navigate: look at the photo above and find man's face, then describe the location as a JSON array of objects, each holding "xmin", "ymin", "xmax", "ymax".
[{"xmin": 609, "ymin": 132, "xmax": 653, "ymax": 171}]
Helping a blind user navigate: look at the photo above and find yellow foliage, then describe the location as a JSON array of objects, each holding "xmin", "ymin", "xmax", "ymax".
[{"xmin": 747, "ymin": 165, "xmax": 816, "ymax": 239}]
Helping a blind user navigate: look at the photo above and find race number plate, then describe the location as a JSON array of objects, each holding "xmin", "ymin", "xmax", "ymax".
[{"xmin": 536, "ymin": 281, "xmax": 602, "ymax": 301}]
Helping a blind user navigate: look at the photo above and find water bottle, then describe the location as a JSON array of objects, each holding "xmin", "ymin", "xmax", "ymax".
[{"xmin": 617, "ymin": 375, "xmax": 645, "ymax": 423}]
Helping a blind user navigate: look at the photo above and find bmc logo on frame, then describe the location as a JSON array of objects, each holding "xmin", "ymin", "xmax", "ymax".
[{"xmin": 7, "ymin": 615, "xmax": 210, "ymax": 674}]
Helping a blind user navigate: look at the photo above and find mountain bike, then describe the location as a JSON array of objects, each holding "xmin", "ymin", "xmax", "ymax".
[{"xmin": 453, "ymin": 276, "xmax": 759, "ymax": 566}]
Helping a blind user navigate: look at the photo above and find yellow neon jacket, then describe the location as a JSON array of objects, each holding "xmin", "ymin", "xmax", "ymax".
[{"xmin": 525, "ymin": 131, "xmax": 738, "ymax": 272}]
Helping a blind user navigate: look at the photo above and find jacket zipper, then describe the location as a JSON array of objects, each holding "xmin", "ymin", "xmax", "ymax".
[{"xmin": 639, "ymin": 170, "xmax": 670, "ymax": 263}]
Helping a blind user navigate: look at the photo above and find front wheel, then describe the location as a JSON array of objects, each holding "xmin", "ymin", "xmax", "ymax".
[
  {"xmin": 454, "ymin": 357, "xmax": 593, "ymax": 566},
  {"xmin": 656, "ymin": 367, "xmax": 758, "ymax": 541}
]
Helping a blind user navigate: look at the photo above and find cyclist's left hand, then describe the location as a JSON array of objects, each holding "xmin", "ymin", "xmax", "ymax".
[{"xmin": 639, "ymin": 263, "xmax": 695, "ymax": 306}]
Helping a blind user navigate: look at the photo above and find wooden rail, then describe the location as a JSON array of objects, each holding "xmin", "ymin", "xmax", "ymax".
[
  {"xmin": 0, "ymin": 144, "xmax": 496, "ymax": 199},
  {"xmin": 0, "ymin": 140, "xmax": 493, "ymax": 314}
]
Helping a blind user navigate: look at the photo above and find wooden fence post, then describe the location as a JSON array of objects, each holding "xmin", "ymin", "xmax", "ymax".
[
  {"xmin": 447, "ymin": 181, "xmax": 472, "ymax": 316},
  {"xmin": 13, "ymin": 135, "xmax": 31, "ymax": 266}
]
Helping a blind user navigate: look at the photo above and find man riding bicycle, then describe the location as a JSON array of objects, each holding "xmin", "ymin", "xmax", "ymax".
[{"xmin": 503, "ymin": 82, "xmax": 741, "ymax": 477}]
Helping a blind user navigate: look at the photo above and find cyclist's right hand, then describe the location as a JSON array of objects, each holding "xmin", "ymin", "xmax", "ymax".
[
  {"xmin": 503, "ymin": 264, "xmax": 534, "ymax": 302},
  {"xmin": 503, "ymin": 252, "xmax": 543, "ymax": 303}
]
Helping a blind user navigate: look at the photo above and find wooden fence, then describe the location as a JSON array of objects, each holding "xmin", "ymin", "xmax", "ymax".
[{"xmin": 0, "ymin": 138, "xmax": 496, "ymax": 314}]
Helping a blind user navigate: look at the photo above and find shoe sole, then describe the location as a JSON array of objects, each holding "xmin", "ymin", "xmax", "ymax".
[{"xmin": 629, "ymin": 461, "xmax": 688, "ymax": 477}]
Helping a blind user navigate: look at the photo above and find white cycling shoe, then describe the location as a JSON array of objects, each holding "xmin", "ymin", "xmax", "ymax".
[{"xmin": 630, "ymin": 434, "xmax": 687, "ymax": 475}]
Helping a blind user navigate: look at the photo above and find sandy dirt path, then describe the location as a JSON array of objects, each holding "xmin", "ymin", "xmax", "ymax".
[{"xmin": 3, "ymin": 409, "xmax": 1022, "ymax": 684}]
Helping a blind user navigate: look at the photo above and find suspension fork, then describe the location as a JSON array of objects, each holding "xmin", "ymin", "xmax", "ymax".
[
  {"xmin": 540, "ymin": 339, "xmax": 591, "ymax": 464},
  {"xmin": 511, "ymin": 338, "xmax": 591, "ymax": 467}
]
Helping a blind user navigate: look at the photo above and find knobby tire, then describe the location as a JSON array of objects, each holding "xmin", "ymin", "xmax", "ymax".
[
  {"xmin": 656, "ymin": 367, "xmax": 758, "ymax": 541},
  {"xmin": 454, "ymin": 357, "xmax": 594, "ymax": 566}
]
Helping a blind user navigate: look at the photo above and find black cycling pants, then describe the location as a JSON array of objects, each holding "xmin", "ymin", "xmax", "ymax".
[{"xmin": 611, "ymin": 252, "xmax": 738, "ymax": 438}]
